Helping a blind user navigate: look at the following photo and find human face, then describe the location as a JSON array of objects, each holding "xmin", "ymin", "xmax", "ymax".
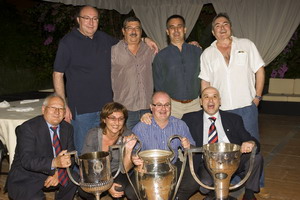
[
  {"xmin": 201, "ymin": 87, "xmax": 221, "ymax": 116},
  {"xmin": 103, "ymin": 111, "xmax": 125, "ymax": 135},
  {"xmin": 212, "ymin": 16, "xmax": 232, "ymax": 40},
  {"xmin": 150, "ymin": 93, "xmax": 171, "ymax": 123},
  {"xmin": 122, "ymin": 21, "xmax": 142, "ymax": 44},
  {"xmin": 166, "ymin": 18, "xmax": 186, "ymax": 44},
  {"xmin": 77, "ymin": 6, "xmax": 99, "ymax": 38},
  {"xmin": 42, "ymin": 97, "xmax": 66, "ymax": 126}
]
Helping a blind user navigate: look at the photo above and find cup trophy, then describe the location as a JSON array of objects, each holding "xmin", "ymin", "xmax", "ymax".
[
  {"xmin": 188, "ymin": 143, "xmax": 256, "ymax": 200},
  {"xmin": 67, "ymin": 145, "xmax": 122, "ymax": 200},
  {"xmin": 124, "ymin": 135, "xmax": 187, "ymax": 200}
]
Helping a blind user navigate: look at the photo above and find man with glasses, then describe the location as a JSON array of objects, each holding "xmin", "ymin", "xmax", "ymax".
[
  {"xmin": 7, "ymin": 94, "xmax": 77, "ymax": 200},
  {"xmin": 53, "ymin": 6, "xmax": 158, "ymax": 155},
  {"xmin": 111, "ymin": 17, "xmax": 155, "ymax": 130},
  {"xmin": 152, "ymin": 14, "xmax": 202, "ymax": 119},
  {"xmin": 127, "ymin": 91, "xmax": 199, "ymax": 200}
]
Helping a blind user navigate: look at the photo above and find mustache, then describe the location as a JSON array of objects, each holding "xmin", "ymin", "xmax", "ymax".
[{"xmin": 130, "ymin": 33, "xmax": 137, "ymax": 37}]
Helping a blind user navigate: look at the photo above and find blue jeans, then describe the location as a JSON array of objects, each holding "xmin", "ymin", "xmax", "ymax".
[
  {"xmin": 126, "ymin": 109, "xmax": 150, "ymax": 130},
  {"xmin": 72, "ymin": 111, "xmax": 100, "ymax": 155},
  {"xmin": 228, "ymin": 103, "xmax": 265, "ymax": 187}
]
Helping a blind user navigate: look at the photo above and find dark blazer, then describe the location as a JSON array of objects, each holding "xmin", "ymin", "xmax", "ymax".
[
  {"xmin": 182, "ymin": 110, "xmax": 260, "ymax": 152},
  {"xmin": 7, "ymin": 115, "xmax": 75, "ymax": 199}
]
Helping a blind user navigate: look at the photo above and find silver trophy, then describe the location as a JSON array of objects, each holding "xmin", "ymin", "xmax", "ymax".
[
  {"xmin": 188, "ymin": 143, "xmax": 256, "ymax": 200},
  {"xmin": 67, "ymin": 145, "xmax": 121, "ymax": 200},
  {"xmin": 125, "ymin": 135, "xmax": 187, "ymax": 200}
]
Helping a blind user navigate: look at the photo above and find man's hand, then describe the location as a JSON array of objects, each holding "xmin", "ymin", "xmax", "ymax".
[
  {"xmin": 144, "ymin": 37, "xmax": 159, "ymax": 54},
  {"xmin": 181, "ymin": 137, "xmax": 191, "ymax": 149},
  {"xmin": 188, "ymin": 41, "xmax": 202, "ymax": 49},
  {"xmin": 240, "ymin": 141, "xmax": 255, "ymax": 153},
  {"xmin": 52, "ymin": 150, "xmax": 72, "ymax": 168},
  {"xmin": 108, "ymin": 183, "xmax": 124, "ymax": 199},
  {"xmin": 44, "ymin": 171, "xmax": 59, "ymax": 188},
  {"xmin": 64, "ymin": 105, "xmax": 72, "ymax": 123},
  {"xmin": 140, "ymin": 113, "xmax": 152, "ymax": 125},
  {"xmin": 253, "ymin": 98, "xmax": 260, "ymax": 107}
]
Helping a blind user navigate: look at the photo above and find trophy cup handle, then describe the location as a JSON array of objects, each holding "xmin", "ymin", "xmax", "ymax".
[
  {"xmin": 168, "ymin": 135, "xmax": 189, "ymax": 200},
  {"xmin": 229, "ymin": 145, "xmax": 257, "ymax": 190},
  {"xmin": 121, "ymin": 137, "xmax": 143, "ymax": 200},
  {"xmin": 66, "ymin": 150, "xmax": 80, "ymax": 186},
  {"xmin": 188, "ymin": 147, "xmax": 215, "ymax": 190},
  {"xmin": 109, "ymin": 144, "xmax": 123, "ymax": 179}
]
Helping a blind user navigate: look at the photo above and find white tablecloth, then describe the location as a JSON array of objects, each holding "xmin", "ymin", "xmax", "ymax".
[{"xmin": 0, "ymin": 99, "xmax": 43, "ymax": 167}]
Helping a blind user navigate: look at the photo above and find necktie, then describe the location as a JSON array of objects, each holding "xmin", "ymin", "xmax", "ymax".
[
  {"xmin": 208, "ymin": 117, "xmax": 218, "ymax": 143},
  {"xmin": 50, "ymin": 126, "xmax": 69, "ymax": 186}
]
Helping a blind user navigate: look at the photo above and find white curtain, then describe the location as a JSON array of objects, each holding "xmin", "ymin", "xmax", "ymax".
[
  {"xmin": 43, "ymin": 0, "xmax": 132, "ymax": 14},
  {"xmin": 211, "ymin": 0, "xmax": 300, "ymax": 65},
  {"xmin": 132, "ymin": 0, "xmax": 204, "ymax": 49}
]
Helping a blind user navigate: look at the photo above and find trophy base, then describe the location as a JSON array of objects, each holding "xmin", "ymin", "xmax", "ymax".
[{"xmin": 210, "ymin": 195, "xmax": 237, "ymax": 200}]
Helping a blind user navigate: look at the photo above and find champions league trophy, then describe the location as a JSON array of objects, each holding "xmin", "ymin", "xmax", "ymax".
[
  {"xmin": 124, "ymin": 135, "xmax": 188, "ymax": 200},
  {"xmin": 188, "ymin": 143, "xmax": 256, "ymax": 200},
  {"xmin": 67, "ymin": 145, "xmax": 122, "ymax": 200}
]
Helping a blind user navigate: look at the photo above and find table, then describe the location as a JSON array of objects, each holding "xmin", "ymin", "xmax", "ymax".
[{"xmin": 0, "ymin": 99, "xmax": 43, "ymax": 167}]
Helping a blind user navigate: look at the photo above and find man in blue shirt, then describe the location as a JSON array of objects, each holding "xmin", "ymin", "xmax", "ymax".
[
  {"xmin": 129, "ymin": 91, "xmax": 199, "ymax": 200},
  {"xmin": 152, "ymin": 15, "xmax": 202, "ymax": 119}
]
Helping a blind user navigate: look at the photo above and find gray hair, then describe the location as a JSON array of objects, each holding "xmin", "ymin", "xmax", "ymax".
[{"xmin": 43, "ymin": 93, "xmax": 65, "ymax": 107}]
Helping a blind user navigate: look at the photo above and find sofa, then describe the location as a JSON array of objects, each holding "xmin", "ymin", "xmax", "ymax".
[{"xmin": 262, "ymin": 78, "xmax": 300, "ymax": 102}]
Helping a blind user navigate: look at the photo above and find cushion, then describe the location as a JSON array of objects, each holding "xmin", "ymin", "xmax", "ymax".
[
  {"xmin": 262, "ymin": 94, "xmax": 288, "ymax": 102},
  {"xmin": 287, "ymin": 95, "xmax": 300, "ymax": 102},
  {"xmin": 293, "ymin": 79, "xmax": 300, "ymax": 95},
  {"xmin": 268, "ymin": 78, "xmax": 294, "ymax": 95}
]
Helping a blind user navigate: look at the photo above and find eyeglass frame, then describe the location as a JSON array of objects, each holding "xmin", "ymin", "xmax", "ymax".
[
  {"xmin": 46, "ymin": 106, "xmax": 66, "ymax": 113},
  {"xmin": 151, "ymin": 103, "xmax": 171, "ymax": 109},
  {"xmin": 106, "ymin": 116, "xmax": 125, "ymax": 122},
  {"xmin": 78, "ymin": 16, "xmax": 99, "ymax": 22}
]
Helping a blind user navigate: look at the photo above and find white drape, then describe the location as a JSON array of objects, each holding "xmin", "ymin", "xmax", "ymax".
[
  {"xmin": 43, "ymin": 0, "xmax": 300, "ymax": 64},
  {"xmin": 211, "ymin": 0, "xmax": 300, "ymax": 65},
  {"xmin": 132, "ymin": 0, "xmax": 204, "ymax": 49}
]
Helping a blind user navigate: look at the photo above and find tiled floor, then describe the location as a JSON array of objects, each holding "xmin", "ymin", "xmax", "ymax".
[{"xmin": 0, "ymin": 113, "xmax": 299, "ymax": 200}]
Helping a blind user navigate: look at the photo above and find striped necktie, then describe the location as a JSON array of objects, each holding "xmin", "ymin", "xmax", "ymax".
[
  {"xmin": 50, "ymin": 126, "xmax": 69, "ymax": 187},
  {"xmin": 208, "ymin": 117, "xmax": 218, "ymax": 144}
]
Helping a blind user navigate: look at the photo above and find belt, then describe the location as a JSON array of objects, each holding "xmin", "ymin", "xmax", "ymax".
[{"xmin": 172, "ymin": 98, "xmax": 194, "ymax": 104}]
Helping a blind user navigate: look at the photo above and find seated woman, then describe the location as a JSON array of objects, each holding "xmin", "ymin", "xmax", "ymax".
[{"xmin": 82, "ymin": 102, "xmax": 136, "ymax": 199}]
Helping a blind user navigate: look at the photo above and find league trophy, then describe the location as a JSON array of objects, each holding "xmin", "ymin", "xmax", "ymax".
[
  {"xmin": 67, "ymin": 145, "xmax": 122, "ymax": 200},
  {"xmin": 188, "ymin": 143, "xmax": 256, "ymax": 200},
  {"xmin": 124, "ymin": 135, "xmax": 187, "ymax": 200}
]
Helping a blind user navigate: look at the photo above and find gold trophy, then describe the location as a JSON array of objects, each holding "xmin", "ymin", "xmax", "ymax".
[
  {"xmin": 67, "ymin": 145, "xmax": 122, "ymax": 200},
  {"xmin": 188, "ymin": 143, "xmax": 256, "ymax": 200}
]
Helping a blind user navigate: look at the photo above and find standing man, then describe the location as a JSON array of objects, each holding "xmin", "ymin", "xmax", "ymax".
[
  {"xmin": 53, "ymin": 6, "xmax": 158, "ymax": 155},
  {"xmin": 182, "ymin": 87, "xmax": 263, "ymax": 200},
  {"xmin": 152, "ymin": 14, "xmax": 202, "ymax": 119},
  {"xmin": 7, "ymin": 94, "xmax": 77, "ymax": 200},
  {"xmin": 111, "ymin": 16, "xmax": 155, "ymax": 130},
  {"xmin": 199, "ymin": 13, "xmax": 268, "ymax": 197},
  {"xmin": 127, "ymin": 91, "xmax": 199, "ymax": 200}
]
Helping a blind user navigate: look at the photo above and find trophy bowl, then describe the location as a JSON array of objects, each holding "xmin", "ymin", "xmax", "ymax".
[
  {"xmin": 67, "ymin": 148, "xmax": 122, "ymax": 200},
  {"xmin": 188, "ymin": 143, "xmax": 256, "ymax": 200}
]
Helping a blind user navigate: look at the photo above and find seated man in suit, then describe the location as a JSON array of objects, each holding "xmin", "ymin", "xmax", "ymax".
[
  {"xmin": 182, "ymin": 87, "xmax": 263, "ymax": 200},
  {"xmin": 128, "ymin": 91, "xmax": 199, "ymax": 200},
  {"xmin": 7, "ymin": 94, "xmax": 77, "ymax": 200}
]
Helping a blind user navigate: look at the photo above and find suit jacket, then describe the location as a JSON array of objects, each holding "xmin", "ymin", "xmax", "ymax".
[
  {"xmin": 182, "ymin": 110, "xmax": 260, "ymax": 152},
  {"xmin": 7, "ymin": 115, "xmax": 75, "ymax": 199}
]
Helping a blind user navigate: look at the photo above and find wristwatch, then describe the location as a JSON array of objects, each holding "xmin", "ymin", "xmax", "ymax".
[{"xmin": 255, "ymin": 95, "xmax": 262, "ymax": 101}]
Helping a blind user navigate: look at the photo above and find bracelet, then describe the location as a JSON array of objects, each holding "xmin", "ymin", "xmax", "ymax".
[{"xmin": 255, "ymin": 95, "xmax": 262, "ymax": 101}]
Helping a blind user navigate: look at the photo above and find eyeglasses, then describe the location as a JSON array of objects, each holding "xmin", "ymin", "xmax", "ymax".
[
  {"xmin": 79, "ymin": 16, "xmax": 99, "ymax": 22},
  {"xmin": 106, "ymin": 116, "xmax": 125, "ymax": 122},
  {"xmin": 125, "ymin": 27, "xmax": 141, "ymax": 32},
  {"xmin": 46, "ymin": 106, "xmax": 65, "ymax": 113},
  {"xmin": 152, "ymin": 103, "xmax": 171, "ymax": 109}
]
